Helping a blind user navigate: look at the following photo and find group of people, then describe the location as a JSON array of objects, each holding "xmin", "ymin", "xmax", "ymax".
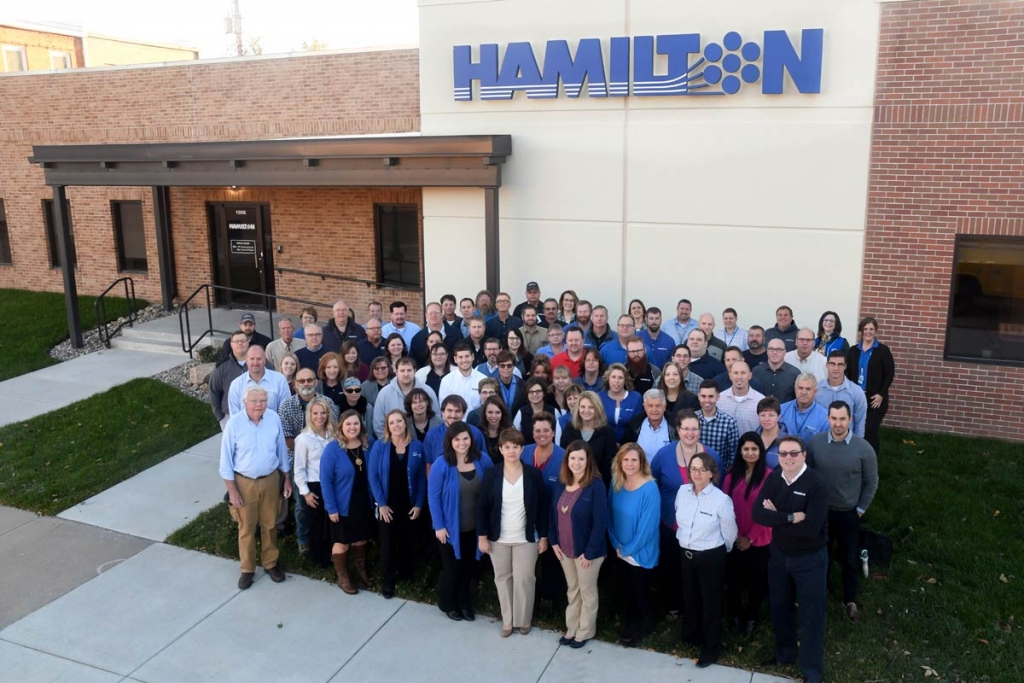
[{"xmin": 216, "ymin": 283, "xmax": 891, "ymax": 682}]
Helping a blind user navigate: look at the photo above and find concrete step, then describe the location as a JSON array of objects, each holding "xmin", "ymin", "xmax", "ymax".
[{"xmin": 110, "ymin": 336, "xmax": 192, "ymax": 356}]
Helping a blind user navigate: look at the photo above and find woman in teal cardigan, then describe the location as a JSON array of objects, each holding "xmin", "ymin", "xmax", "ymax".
[{"xmin": 607, "ymin": 442, "xmax": 661, "ymax": 648}]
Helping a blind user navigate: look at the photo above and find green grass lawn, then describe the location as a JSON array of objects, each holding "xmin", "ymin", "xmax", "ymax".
[
  {"xmin": 0, "ymin": 288, "xmax": 144, "ymax": 381},
  {"xmin": 0, "ymin": 378, "xmax": 218, "ymax": 515},
  {"xmin": 168, "ymin": 427, "xmax": 1023, "ymax": 683}
]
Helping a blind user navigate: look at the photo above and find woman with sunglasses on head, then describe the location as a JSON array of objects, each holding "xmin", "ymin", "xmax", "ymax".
[
  {"xmin": 723, "ymin": 432, "xmax": 772, "ymax": 636},
  {"xmin": 673, "ymin": 452, "xmax": 737, "ymax": 668},
  {"xmin": 361, "ymin": 356, "xmax": 394, "ymax": 407}
]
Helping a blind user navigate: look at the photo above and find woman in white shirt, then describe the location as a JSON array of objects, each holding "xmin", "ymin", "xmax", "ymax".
[
  {"xmin": 673, "ymin": 453, "xmax": 738, "ymax": 669},
  {"xmin": 293, "ymin": 397, "xmax": 337, "ymax": 568},
  {"xmin": 476, "ymin": 429, "xmax": 550, "ymax": 637}
]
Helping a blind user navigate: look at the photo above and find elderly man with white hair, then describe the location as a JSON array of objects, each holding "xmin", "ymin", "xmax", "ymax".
[{"xmin": 220, "ymin": 385, "xmax": 293, "ymax": 590}]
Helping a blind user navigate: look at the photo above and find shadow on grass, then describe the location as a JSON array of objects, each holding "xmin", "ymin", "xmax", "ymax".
[{"xmin": 168, "ymin": 427, "xmax": 1024, "ymax": 682}]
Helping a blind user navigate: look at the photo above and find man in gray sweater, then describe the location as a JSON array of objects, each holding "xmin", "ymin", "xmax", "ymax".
[{"xmin": 807, "ymin": 400, "xmax": 879, "ymax": 622}]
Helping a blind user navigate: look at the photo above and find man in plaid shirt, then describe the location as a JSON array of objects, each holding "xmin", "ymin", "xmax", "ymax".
[{"xmin": 696, "ymin": 378, "xmax": 740, "ymax": 469}]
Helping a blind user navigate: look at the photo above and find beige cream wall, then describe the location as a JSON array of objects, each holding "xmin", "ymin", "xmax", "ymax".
[{"xmin": 419, "ymin": 0, "xmax": 879, "ymax": 330}]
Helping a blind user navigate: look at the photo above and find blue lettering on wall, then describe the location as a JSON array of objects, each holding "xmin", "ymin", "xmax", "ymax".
[{"xmin": 452, "ymin": 29, "xmax": 824, "ymax": 101}]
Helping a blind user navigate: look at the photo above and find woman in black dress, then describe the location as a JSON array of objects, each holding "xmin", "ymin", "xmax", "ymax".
[{"xmin": 321, "ymin": 409, "xmax": 374, "ymax": 594}]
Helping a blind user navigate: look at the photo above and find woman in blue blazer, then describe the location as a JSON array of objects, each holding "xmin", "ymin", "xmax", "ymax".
[
  {"xmin": 427, "ymin": 421, "xmax": 493, "ymax": 621},
  {"xmin": 549, "ymin": 440, "xmax": 608, "ymax": 648},
  {"xmin": 368, "ymin": 409, "xmax": 426, "ymax": 599},
  {"xmin": 321, "ymin": 410, "xmax": 373, "ymax": 595}
]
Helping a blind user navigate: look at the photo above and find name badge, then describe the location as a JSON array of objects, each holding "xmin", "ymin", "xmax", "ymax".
[{"xmin": 794, "ymin": 491, "xmax": 807, "ymax": 497}]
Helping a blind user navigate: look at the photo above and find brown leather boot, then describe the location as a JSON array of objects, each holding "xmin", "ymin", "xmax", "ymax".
[
  {"xmin": 332, "ymin": 552, "xmax": 357, "ymax": 595},
  {"xmin": 352, "ymin": 544, "xmax": 371, "ymax": 586}
]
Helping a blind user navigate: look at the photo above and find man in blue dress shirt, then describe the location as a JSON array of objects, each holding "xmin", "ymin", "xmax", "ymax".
[{"xmin": 220, "ymin": 385, "xmax": 292, "ymax": 589}]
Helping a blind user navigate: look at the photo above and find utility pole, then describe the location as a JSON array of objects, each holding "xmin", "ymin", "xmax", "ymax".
[{"xmin": 225, "ymin": 0, "xmax": 244, "ymax": 56}]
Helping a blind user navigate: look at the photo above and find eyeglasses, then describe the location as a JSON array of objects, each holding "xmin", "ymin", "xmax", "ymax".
[
  {"xmin": 768, "ymin": 347, "xmax": 786, "ymax": 352},
  {"xmin": 797, "ymin": 337, "xmax": 814, "ymax": 343},
  {"xmin": 498, "ymin": 363, "xmax": 514, "ymax": 368},
  {"xmin": 345, "ymin": 388, "xmax": 362, "ymax": 395},
  {"xmin": 778, "ymin": 450, "xmax": 803, "ymax": 458},
  {"xmin": 295, "ymin": 378, "xmax": 316, "ymax": 385},
  {"xmin": 627, "ymin": 349, "xmax": 645, "ymax": 356},
  {"xmin": 528, "ymin": 389, "xmax": 545, "ymax": 395},
  {"xmin": 689, "ymin": 467, "xmax": 710, "ymax": 474}
]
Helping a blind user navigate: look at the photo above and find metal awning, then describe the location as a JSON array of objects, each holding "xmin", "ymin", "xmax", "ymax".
[
  {"xmin": 28, "ymin": 135, "xmax": 511, "ymax": 348},
  {"xmin": 29, "ymin": 134, "xmax": 512, "ymax": 188}
]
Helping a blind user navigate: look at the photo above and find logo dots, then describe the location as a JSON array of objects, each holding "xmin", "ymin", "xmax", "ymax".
[{"xmin": 702, "ymin": 31, "xmax": 762, "ymax": 94}]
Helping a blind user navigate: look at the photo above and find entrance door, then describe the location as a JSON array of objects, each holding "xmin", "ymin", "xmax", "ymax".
[{"xmin": 209, "ymin": 203, "xmax": 275, "ymax": 309}]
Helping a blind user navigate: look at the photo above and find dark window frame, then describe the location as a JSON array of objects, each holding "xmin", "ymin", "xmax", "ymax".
[
  {"xmin": 944, "ymin": 233, "xmax": 1024, "ymax": 368},
  {"xmin": 374, "ymin": 204, "xmax": 421, "ymax": 288},
  {"xmin": 0, "ymin": 199, "xmax": 11, "ymax": 265},
  {"xmin": 43, "ymin": 199, "xmax": 76, "ymax": 270},
  {"xmin": 111, "ymin": 200, "xmax": 149, "ymax": 273}
]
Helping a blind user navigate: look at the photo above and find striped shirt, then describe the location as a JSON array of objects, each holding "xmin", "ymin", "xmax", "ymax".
[{"xmin": 674, "ymin": 483, "xmax": 738, "ymax": 552}]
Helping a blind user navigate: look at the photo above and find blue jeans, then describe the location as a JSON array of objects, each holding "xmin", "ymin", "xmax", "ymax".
[
  {"xmin": 293, "ymin": 476, "xmax": 311, "ymax": 548},
  {"xmin": 769, "ymin": 545, "xmax": 827, "ymax": 683}
]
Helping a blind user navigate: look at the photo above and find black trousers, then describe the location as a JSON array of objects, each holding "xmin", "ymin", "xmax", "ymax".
[
  {"xmin": 536, "ymin": 541, "xmax": 566, "ymax": 602},
  {"xmin": 769, "ymin": 545, "xmax": 827, "ymax": 683},
  {"xmin": 378, "ymin": 505, "xmax": 415, "ymax": 588},
  {"xmin": 305, "ymin": 482, "xmax": 331, "ymax": 567},
  {"xmin": 657, "ymin": 524, "xmax": 683, "ymax": 614},
  {"xmin": 617, "ymin": 559, "xmax": 654, "ymax": 640},
  {"xmin": 438, "ymin": 530, "xmax": 477, "ymax": 612},
  {"xmin": 864, "ymin": 401, "xmax": 887, "ymax": 456},
  {"xmin": 680, "ymin": 545, "xmax": 727, "ymax": 662},
  {"xmin": 827, "ymin": 508, "xmax": 861, "ymax": 603},
  {"xmin": 726, "ymin": 543, "xmax": 769, "ymax": 624}
]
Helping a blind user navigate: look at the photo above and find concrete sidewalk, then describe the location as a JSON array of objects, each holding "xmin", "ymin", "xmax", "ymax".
[
  {"xmin": 0, "ymin": 543, "xmax": 790, "ymax": 683},
  {"xmin": 0, "ymin": 348, "xmax": 186, "ymax": 428}
]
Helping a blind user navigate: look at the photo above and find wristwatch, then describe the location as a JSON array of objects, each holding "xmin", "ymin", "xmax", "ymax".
[{"xmin": 787, "ymin": 513, "xmax": 795, "ymax": 523}]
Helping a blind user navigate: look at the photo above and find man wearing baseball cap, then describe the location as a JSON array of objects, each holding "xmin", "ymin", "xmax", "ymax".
[
  {"xmin": 513, "ymin": 281, "xmax": 542, "ymax": 319},
  {"xmin": 219, "ymin": 312, "xmax": 272, "ymax": 364}
]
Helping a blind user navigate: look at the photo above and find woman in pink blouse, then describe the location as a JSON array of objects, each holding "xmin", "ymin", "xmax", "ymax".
[{"xmin": 722, "ymin": 432, "xmax": 772, "ymax": 635}]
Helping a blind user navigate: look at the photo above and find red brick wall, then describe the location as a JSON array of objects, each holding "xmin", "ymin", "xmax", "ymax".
[
  {"xmin": 863, "ymin": 0, "xmax": 1024, "ymax": 439},
  {"xmin": 0, "ymin": 49, "xmax": 422, "ymax": 313}
]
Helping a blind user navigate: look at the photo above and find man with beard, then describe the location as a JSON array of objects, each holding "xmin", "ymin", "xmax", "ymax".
[
  {"xmin": 476, "ymin": 289, "xmax": 495, "ymax": 320},
  {"xmin": 570, "ymin": 300, "xmax": 593, "ymax": 339},
  {"xmin": 219, "ymin": 312, "xmax": 271, "ymax": 363},
  {"xmin": 639, "ymin": 306, "xmax": 675, "ymax": 369},
  {"xmin": 625, "ymin": 336, "xmax": 660, "ymax": 394},
  {"xmin": 519, "ymin": 305, "xmax": 546, "ymax": 354},
  {"xmin": 540, "ymin": 298, "xmax": 560, "ymax": 328},
  {"xmin": 743, "ymin": 325, "xmax": 769, "ymax": 369},
  {"xmin": 278, "ymin": 367, "xmax": 341, "ymax": 558}
]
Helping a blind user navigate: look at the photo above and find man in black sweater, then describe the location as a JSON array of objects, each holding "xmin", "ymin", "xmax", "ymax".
[{"xmin": 753, "ymin": 435, "xmax": 829, "ymax": 683}]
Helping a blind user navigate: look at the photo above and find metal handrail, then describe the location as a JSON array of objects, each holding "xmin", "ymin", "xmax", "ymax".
[
  {"xmin": 177, "ymin": 283, "xmax": 333, "ymax": 358},
  {"xmin": 95, "ymin": 277, "xmax": 138, "ymax": 348},
  {"xmin": 273, "ymin": 266, "xmax": 423, "ymax": 293}
]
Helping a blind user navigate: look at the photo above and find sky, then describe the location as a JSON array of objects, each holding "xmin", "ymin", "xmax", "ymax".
[{"xmin": 4, "ymin": 0, "xmax": 419, "ymax": 57}]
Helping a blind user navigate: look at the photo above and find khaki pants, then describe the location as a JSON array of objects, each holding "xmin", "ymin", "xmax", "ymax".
[
  {"xmin": 560, "ymin": 554, "xmax": 605, "ymax": 640},
  {"xmin": 490, "ymin": 541, "xmax": 539, "ymax": 628},
  {"xmin": 229, "ymin": 472, "xmax": 282, "ymax": 573}
]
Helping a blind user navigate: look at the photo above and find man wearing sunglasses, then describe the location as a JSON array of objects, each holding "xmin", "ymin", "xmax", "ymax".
[{"xmin": 753, "ymin": 435, "xmax": 829, "ymax": 683}]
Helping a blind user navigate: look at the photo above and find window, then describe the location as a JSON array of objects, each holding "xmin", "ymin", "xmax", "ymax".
[
  {"xmin": 43, "ymin": 199, "xmax": 76, "ymax": 269},
  {"xmin": 375, "ymin": 204, "xmax": 420, "ymax": 287},
  {"xmin": 50, "ymin": 51, "xmax": 72, "ymax": 70},
  {"xmin": 946, "ymin": 235, "xmax": 1024, "ymax": 366},
  {"xmin": 0, "ymin": 200, "xmax": 11, "ymax": 265},
  {"xmin": 111, "ymin": 201, "xmax": 148, "ymax": 272},
  {"xmin": 2, "ymin": 45, "xmax": 27, "ymax": 72}
]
